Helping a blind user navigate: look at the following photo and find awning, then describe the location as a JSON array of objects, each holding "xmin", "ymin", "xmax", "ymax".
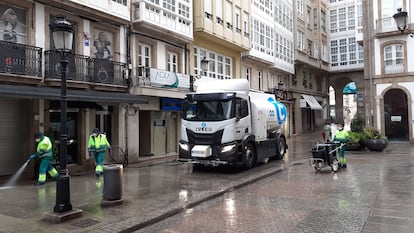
[
  {"xmin": 301, "ymin": 94, "xmax": 323, "ymax": 110},
  {"xmin": 0, "ymin": 84, "xmax": 148, "ymax": 104}
]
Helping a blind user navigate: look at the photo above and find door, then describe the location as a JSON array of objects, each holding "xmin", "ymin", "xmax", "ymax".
[
  {"xmin": 384, "ymin": 89, "xmax": 408, "ymax": 140},
  {"xmin": 0, "ymin": 98, "xmax": 26, "ymax": 175},
  {"xmin": 49, "ymin": 111, "xmax": 78, "ymax": 164},
  {"xmin": 165, "ymin": 112, "xmax": 177, "ymax": 154},
  {"xmin": 152, "ymin": 111, "xmax": 166, "ymax": 156}
]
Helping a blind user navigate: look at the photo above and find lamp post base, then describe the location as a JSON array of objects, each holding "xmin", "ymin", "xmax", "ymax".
[
  {"xmin": 54, "ymin": 173, "xmax": 72, "ymax": 213},
  {"xmin": 43, "ymin": 208, "xmax": 83, "ymax": 223}
]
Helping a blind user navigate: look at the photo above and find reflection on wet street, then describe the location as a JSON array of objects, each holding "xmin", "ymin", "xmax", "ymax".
[
  {"xmin": 134, "ymin": 142, "xmax": 414, "ymax": 233},
  {"xmin": 0, "ymin": 132, "xmax": 413, "ymax": 233}
]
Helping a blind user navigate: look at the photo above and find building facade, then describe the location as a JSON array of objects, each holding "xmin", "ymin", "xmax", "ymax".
[
  {"xmin": 130, "ymin": 0, "xmax": 193, "ymax": 161},
  {"xmin": 291, "ymin": 0, "xmax": 330, "ymax": 133},
  {"xmin": 0, "ymin": 0, "xmax": 147, "ymax": 176},
  {"xmin": 363, "ymin": 0, "xmax": 414, "ymax": 141},
  {"xmin": 242, "ymin": 0, "xmax": 294, "ymax": 137},
  {"xmin": 328, "ymin": 0, "xmax": 364, "ymax": 125}
]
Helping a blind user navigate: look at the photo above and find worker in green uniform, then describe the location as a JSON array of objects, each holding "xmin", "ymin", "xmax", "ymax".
[
  {"xmin": 88, "ymin": 128, "xmax": 111, "ymax": 176},
  {"xmin": 29, "ymin": 132, "xmax": 59, "ymax": 186},
  {"xmin": 333, "ymin": 123, "xmax": 350, "ymax": 168}
]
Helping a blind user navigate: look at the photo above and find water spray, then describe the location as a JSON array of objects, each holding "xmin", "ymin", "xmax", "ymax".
[{"xmin": 0, "ymin": 159, "xmax": 31, "ymax": 190}]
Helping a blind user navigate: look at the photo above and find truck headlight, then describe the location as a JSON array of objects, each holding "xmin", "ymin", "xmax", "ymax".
[
  {"xmin": 179, "ymin": 142, "xmax": 189, "ymax": 151},
  {"xmin": 221, "ymin": 144, "xmax": 236, "ymax": 153}
]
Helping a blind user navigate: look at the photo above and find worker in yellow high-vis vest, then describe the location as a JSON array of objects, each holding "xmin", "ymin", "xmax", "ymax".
[
  {"xmin": 333, "ymin": 123, "xmax": 350, "ymax": 168},
  {"xmin": 88, "ymin": 128, "xmax": 111, "ymax": 176},
  {"xmin": 29, "ymin": 132, "xmax": 59, "ymax": 186}
]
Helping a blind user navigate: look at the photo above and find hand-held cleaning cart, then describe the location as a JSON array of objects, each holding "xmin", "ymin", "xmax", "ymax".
[{"xmin": 310, "ymin": 142, "xmax": 344, "ymax": 172}]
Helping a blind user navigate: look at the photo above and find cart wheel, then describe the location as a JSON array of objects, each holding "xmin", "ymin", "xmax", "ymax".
[{"xmin": 331, "ymin": 158, "xmax": 339, "ymax": 172}]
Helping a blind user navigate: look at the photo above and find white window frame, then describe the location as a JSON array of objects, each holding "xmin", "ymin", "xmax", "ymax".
[
  {"xmin": 216, "ymin": 0, "xmax": 223, "ymax": 24},
  {"xmin": 384, "ymin": 44, "xmax": 404, "ymax": 74},
  {"xmin": 167, "ymin": 51, "xmax": 178, "ymax": 72},
  {"xmin": 194, "ymin": 47, "xmax": 232, "ymax": 79}
]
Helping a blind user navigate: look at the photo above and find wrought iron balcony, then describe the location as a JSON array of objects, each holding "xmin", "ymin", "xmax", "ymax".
[
  {"xmin": 90, "ymin": 58, "xmax": 127, "ymax": 86},
  {"xmin": 45, "ymin": 51, "xmax": 127, "ymax": 87},
  {"xmin": 45, "ymin": 50, "xmax": 88, "ymax": 82},
  {"xmin": 0, "ymin": 40, "xmax": 42, "ymax": 76},
  {"xmin": 269, "ymin": 88, "xmax": 293, "ymax": 101}
]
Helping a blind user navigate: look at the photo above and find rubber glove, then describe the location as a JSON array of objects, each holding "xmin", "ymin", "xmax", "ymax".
[{"xmin": 29, "ymin": 154, "xmax": 36, "ymax": 160}]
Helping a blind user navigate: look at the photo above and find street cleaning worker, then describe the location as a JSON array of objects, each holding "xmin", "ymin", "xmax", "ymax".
[
  {"xmin": 29, "ymin": 132, "xmax": 59, "ymax": 186},
  {"xmin": 88, "ymin": 128, "xmax": 111, "ymax": 176},
  {"xmin": 333, "ymin": 123, "xmax": 350, "ymax": 168}
]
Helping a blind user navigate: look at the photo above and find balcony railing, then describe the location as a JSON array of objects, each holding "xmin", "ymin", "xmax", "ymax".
[
  {"xmin": 376, "ymin": 16, "xmax": 400, "ymax": 34},
  {"xmin": 384, "ymin": 59, "xmax": 404, "ymax": 74},
  {"xmin": 269, "ymin": 88, "xmax": 293, "ymax": 101},
  {"xmin": 45, "ymin": 51, "xmax": 127, "ymax": 87},
  {"xmin": 45, "ymin": 50, "xmax": 88, "ymax": 82},
  {"xmin": 90, "ymin": 58, "xmax": 127, "ymax": 86},
  {"xmin": 0, "ymin": 40, "xmax": 42, "ymax": 76}
]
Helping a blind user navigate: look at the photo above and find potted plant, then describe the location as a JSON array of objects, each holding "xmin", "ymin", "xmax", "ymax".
[
  {"xmin": 346, "ymin": 132, "xmax": 364, "ymax": 151},
  {"xmin": 363, "ymin": 127, "xmax": 388, "ymax": 151}
]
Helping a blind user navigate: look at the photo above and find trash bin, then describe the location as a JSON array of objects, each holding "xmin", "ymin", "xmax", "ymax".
[{"xmin": 103, "ymin": 164, "xmax": 123, "ymax": 201}]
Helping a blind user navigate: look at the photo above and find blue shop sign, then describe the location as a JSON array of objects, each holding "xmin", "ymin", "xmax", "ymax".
[{"xmin": 160, "ymin": 98, "xmax": 183, "ymax": 111}]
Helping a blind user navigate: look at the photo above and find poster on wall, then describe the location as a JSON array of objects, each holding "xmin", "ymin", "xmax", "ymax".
[
  {"xmin": 93, "ymin": 30, "xmax": 113, "ymax": 60},
  {"xmin": 93, "ymin": 30, "xmax": 114, "ymax": 83},
  {"xmin": 0, "ymin": 5, "xmax": 26, "ymax": 44}
]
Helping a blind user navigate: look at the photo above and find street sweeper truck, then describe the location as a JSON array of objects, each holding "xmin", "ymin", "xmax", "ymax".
[{"xmin": 178, "ymin": 78, "xmax": 288, "ymax": 169}]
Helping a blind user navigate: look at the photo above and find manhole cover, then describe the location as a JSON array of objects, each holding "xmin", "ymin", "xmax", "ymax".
[{"xmin": 72, "ymin": 219, "xmax": 100, "ymax": 228}]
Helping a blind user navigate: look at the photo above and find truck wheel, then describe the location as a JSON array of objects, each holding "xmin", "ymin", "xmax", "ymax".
[
  {"xmin": 276, "ymin": 136, "xmax": 286, "ymax": 159},
  {"xmin": 243, "ymin": 143, "xmax": 256, "ymax": 169}
]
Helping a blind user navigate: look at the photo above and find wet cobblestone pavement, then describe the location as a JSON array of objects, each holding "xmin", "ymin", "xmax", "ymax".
[
  {"xmin": 135, "ymin": 150, "xmax": 414, "ymax": 233},
  {"xmin": 0, "ymin": 132, "xmax": 413, "ymax": 233}
]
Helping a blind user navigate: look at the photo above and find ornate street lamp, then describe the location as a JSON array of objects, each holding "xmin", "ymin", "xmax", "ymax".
[
  {"xmin": 49, "ymin": 15, "xmax": 73, "ymax": 213},
  {"xmin": 393, "ymin": 8, "xmax": 408, "ymax": 33},
  {"xmin": 393, "ymin": 8, "xmax": 413, "ymax": 38}
]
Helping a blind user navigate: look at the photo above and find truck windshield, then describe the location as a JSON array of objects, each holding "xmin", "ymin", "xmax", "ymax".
[{"xmin": 184, "ymin": 99, "xmax": 234, "ymax": 121}]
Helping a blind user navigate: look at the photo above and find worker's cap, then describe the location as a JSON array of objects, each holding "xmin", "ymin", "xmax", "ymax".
[
  {"xmin": 92, "ymin": 128, "xmax": 100, "ymax": 133},
  {"xmin": 34, "ymin": 132, "xmax": 44, "ymax": 139}
]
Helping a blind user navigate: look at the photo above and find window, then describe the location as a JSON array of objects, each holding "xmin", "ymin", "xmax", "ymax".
[
  {"xmin": 243, "ymin": 11, "xmax": 249, "ymax": 37},
  {"xmin": 347, "ymin": 6, "xmax": 355, "ymax": 30},
  {"xmin": 178, "ymin": 2, "xmax": 190, "ymax": 19},
  {"xmin": 251, "ymin": 18, "xmax": 274, "ymax": 56},
  {"xmin": 236, "ymin": 98, "xmax": 249, "ymax": 119},
  {"xmin": 258, "ymin": 71, "xmax": 262, "ymax": 91},
  {"xmin": 330, "ymin": 9, "xmax": 337, "ymax": 33},
  {"xmin": 163, "ymin": 0, "xmax": 175, "ymax": 12},
  {"xmin": 245, "ymin": 67, "xmax": 250, "ymax": 81},
  {"xmin": 204, "ymin": 0, "xmax": 212, "ymax": 19},
  {"xmin": 138, "ymin": 43, "xmax": 151, "ymax": 80},
  {"xmin": 384, "ymin": 44, "xmax": 404, "ymax": 74},
  {"xmin": 225, "ymin": 1, "xmax": 232, "ymax": 30},
  {"xmin": 297, "ymin": 0, "xmax": 303, "ymax": 16},
  {"xmin": 321, "ymin": 11, "xmax": 326, "ymax": 33},
  {"xmin": 307, "ymin": 40, "xmax": 313, "ymax": 56},
  {"xmin": 194, "ymin": 47, "xmax": 232, "ymax": 79},
  {"xmin": 112, "ymin": 0, "xmax": 127, "ymax": 6},
  {"xmin": 167, "ymin": 52, "xmax": 177, "ymax": 72},
  {"xmin": 235, "ymin": 7, "xmax": 241, "ymax": 33},
  {"xmin": 297, "ymin": 30, "xmax": 304, "ymax": 51},
  {"xmin": 216, "ymin": 0, "xmax": 223, "ymax": 24}
]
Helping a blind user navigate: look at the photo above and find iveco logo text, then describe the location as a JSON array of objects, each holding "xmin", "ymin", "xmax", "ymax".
[{"xmin": 195, "ymin": 122, "xmax": 212, "ymax": 132}]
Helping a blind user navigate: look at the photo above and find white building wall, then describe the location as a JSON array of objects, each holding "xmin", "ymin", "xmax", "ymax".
[{"xmin": 70, "ymin": 0, "xmax": 130, "ymax": 21}]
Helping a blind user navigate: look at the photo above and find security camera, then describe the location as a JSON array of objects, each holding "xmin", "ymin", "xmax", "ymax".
[{"xmin": 409, "ymin": 33, "xmax": 414, "ymax": 39}]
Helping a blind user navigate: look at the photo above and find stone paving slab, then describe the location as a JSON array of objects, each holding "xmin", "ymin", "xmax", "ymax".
[{"xmin": 1, "ymin": 132, "xmax": 414, "ymax": 233}]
